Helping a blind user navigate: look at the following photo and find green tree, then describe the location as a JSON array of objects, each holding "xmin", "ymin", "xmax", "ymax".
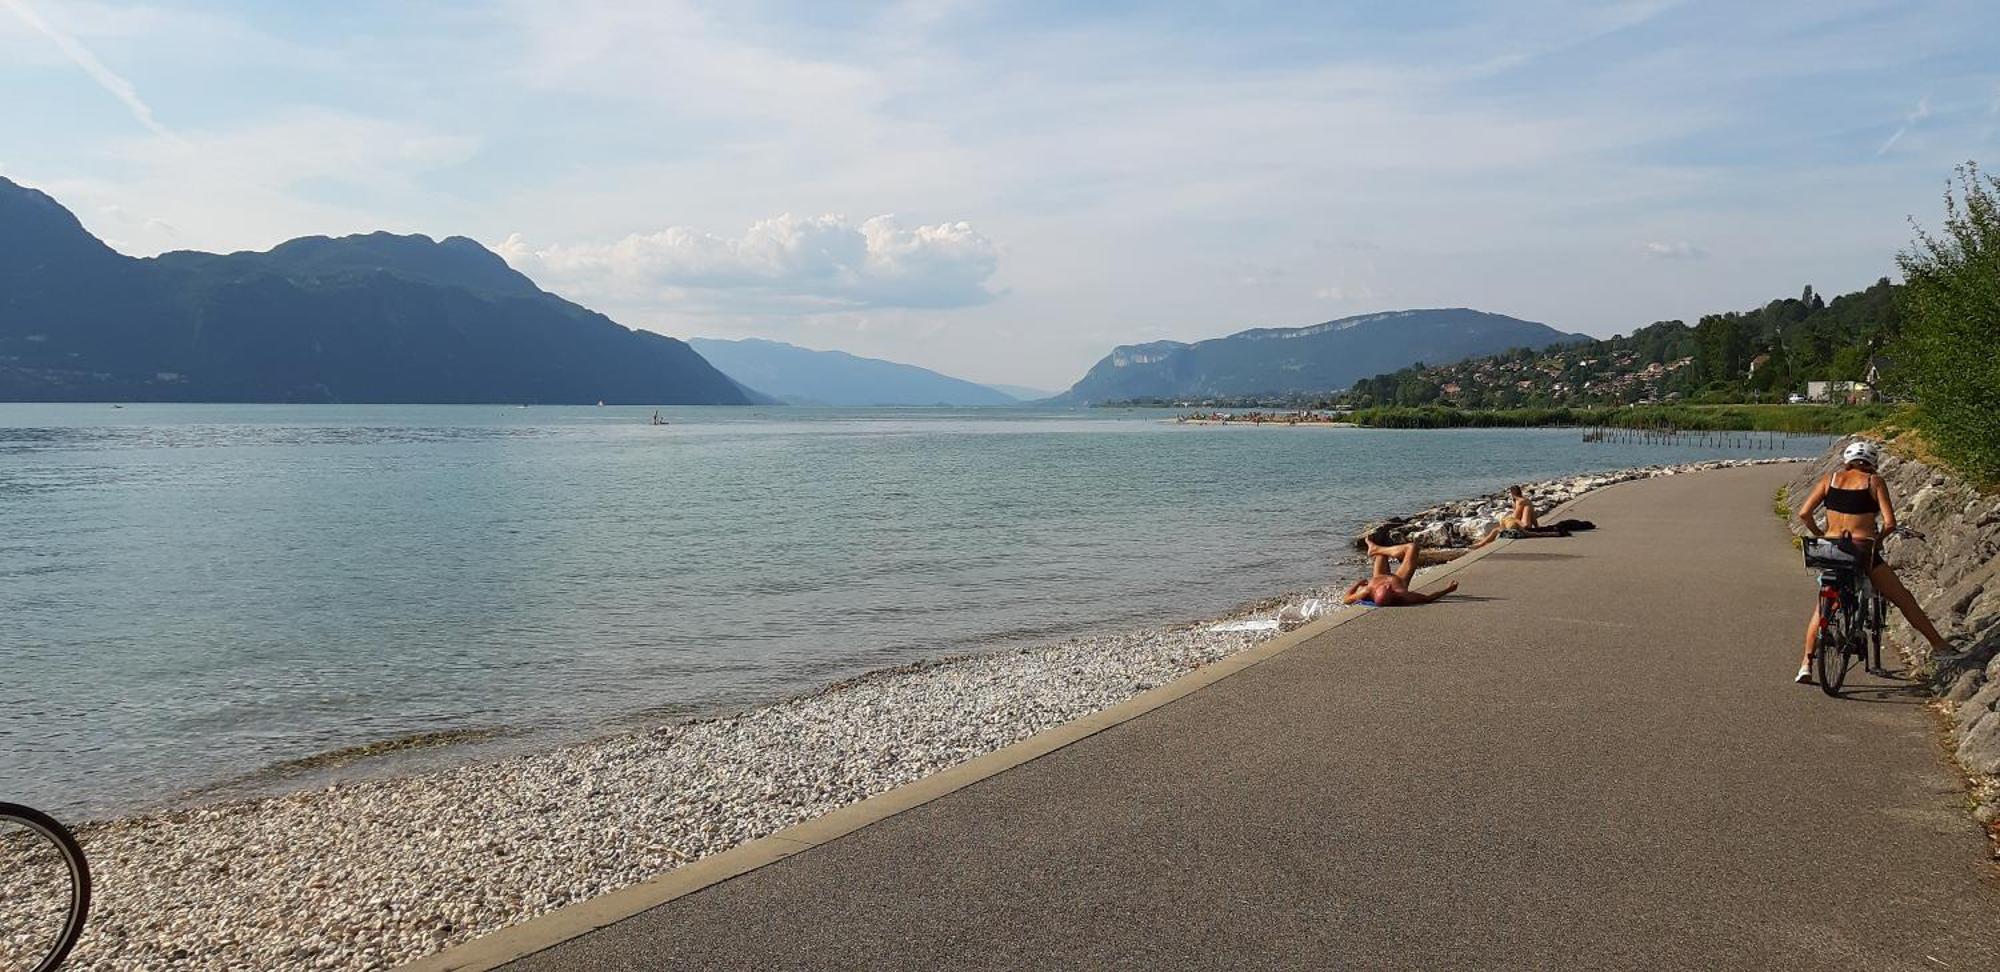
[
  {"xmin": 1896, "ymin": 162, "xmax": 2000, "ymax": 483},
  {"xmin": 1694, "ymin": 313, "xmax": 1749, "ymax": 386}
]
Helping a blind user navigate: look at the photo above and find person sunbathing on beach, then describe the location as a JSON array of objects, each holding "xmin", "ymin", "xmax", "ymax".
[
  {"xmin": 1468, "ymin": 485, "xmax": 1571, "ymax": 549},
  {"xmin": 1342, "ymin": 537, "xmax": 1459, "ymax": 607}
]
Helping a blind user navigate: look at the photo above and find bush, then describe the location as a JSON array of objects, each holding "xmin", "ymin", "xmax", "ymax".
[{"xmin": 1896, "ymin": 162, "xmax": 2000, "ymax": 485}]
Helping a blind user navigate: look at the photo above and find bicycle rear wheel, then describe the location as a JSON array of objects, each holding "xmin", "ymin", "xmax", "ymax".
[
  {"xmin": 0, "ymin": 803, "xmax": 91, "ymax": 972},
  {"xmin": 1866, "ymin": 595, "xmax": 1885, "ymax": 674},
  {"xmin": 1815, "ymin": 617, "xmax": 1853, "ymax": 696}
]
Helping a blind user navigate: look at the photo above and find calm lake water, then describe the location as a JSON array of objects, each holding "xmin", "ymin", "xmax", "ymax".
[{"xmin": 0, "ymin": 405, "xmax": 1825, "ymax": 817}]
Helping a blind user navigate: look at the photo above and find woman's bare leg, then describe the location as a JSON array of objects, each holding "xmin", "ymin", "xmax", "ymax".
[
  {"xmin": 1801, "ymin": 608, "xmax": 1821, "ymax": 670},
  {"xmin": 1364, "ymin": 537, "xmax": 1423, "ymax": 583},
  {"xmin": 1868, "ymin": 563, "xmax": 1950, "ymax": 651},
  {"xmin": 1390, "ymin": 542, "xmax": 1421, "ymax": 584}
]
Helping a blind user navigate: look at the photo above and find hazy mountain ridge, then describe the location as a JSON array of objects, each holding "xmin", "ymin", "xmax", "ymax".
[
  {"xmin": 982, "ymin": 383, "xmax": 1058, "ymax": 402},
  {"xmin": 1054, "ymin": 308, "xmax": 1590, "ymax": 403},
  {"xmin": 687, "ymin": 337, "xmax": 1019, "ymax": 406},
  {"xmin": 0, "ymin": 178, "xmax": 749, "ymax": 404}
]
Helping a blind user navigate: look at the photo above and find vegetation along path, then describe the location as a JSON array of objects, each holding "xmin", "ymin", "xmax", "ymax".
[{"xmin": 467, "ymin": 465, "xmax": 1999, "ymax": 971}]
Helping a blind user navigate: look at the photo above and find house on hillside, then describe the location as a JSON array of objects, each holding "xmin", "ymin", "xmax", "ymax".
[
  {"xmin": 1747, "ymin": 353, "xmax": 1771, "ymax": 377},
  {"xmin": 1805, "ymin": 380, "xmax": 1874, "ymax": 404},
  {"xmin": 1865, "ymin": 355, "xmax": 1897, "ymax": 392}
]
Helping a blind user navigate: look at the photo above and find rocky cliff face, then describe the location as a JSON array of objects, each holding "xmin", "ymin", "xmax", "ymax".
[{"xmin": 1786, "ymin": 441, "xmax": 2000, "ymax": 829}]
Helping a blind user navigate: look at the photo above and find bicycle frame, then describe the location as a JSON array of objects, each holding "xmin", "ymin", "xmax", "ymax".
[{"xmin": 1808, "ymin": 531, "xmax": 1903, "ymax": 695}]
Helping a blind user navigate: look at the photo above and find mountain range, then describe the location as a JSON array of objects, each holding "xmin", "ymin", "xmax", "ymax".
[
  {"xmin": 1052, "ymin": 309, "xmax": 1591, "ymax": 403},
  {"xmin": 0, "ymin": 177, "xmax": 749, "ymax": 404},
  {"xmin": 687, "ymin": 337, "xmax": 1020, "ymax": 406}
]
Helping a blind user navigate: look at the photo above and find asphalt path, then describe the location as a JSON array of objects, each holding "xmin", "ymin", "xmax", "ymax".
[{"xmin": 505, "ymin": 464, "xmax": 2000, "ymax": 971}]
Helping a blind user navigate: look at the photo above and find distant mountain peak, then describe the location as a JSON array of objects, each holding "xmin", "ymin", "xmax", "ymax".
[
  {"xmin": 688, "ymin": 337, "xmax": 1018, "ymax": 407},
  {"xmin": 255, "ymin": 230, "xmax": 541, "ymax": 298},
  {"xmin": 1058, "ymin": 308, "xmax": 1587, "ymax": 403},
  {"xmin": 0, "ymin": 176, "xmax": 126, "ymax": 273},
  {"xmin": 0, "ymin": 177, "xmax": 747, "ymax": 404}
]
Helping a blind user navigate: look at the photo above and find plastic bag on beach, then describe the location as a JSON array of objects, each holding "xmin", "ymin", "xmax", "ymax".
[{"xmin": 1277, "ymin": 598, "xmax": 1327, "ymax": 628}]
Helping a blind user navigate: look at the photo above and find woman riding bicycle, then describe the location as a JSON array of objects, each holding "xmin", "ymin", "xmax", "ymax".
[{"xmin": 1792, "ymin": 439, "xmax": 1952, "ymax": 683}]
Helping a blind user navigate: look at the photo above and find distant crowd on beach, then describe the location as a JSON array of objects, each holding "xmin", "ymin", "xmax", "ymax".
[{"xmin": 1175, "ymin": 410, "xmax": 1348, "ymax": 425}]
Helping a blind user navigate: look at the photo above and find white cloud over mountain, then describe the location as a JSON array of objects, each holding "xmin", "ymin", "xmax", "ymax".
[{"xmin": 495, "ymin": 214, "xmax": 1000, "ymax": 313}]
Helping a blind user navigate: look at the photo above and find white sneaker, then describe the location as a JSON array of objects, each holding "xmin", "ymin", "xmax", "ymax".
[{"xmin": 1794, "ymin": 665, "xmax": 1812, "ymax": 684}]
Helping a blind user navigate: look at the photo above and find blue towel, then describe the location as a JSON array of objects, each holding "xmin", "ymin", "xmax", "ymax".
[{"xmin": 1358, "ymin": 599, "xmax": 1378, "ymax": 607}]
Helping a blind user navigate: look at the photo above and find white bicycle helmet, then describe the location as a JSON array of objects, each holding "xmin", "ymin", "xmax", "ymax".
[{"xmin": 1841, "ymin": 439, "xmax": 1882, "ymax": 468}]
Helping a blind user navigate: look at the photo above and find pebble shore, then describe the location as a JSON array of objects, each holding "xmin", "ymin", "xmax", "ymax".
[{"xmin": 10, "ymin": 456, "xmax": 1806, "ymax": 971}]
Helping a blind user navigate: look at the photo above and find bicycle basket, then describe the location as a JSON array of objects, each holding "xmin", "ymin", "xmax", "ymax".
[{"xmin": 1803, "ymin": 537, "xmax": 1870, "ymax": 570}]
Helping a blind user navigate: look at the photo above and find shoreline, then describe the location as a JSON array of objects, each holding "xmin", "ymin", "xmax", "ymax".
[
  {"xmin": 1171, "ymin": 417, "xmax": 1357, "ymax": 428},
  {"xmin": 22, "ymin": 456, "xmax": 1811, "ymax": 971}
]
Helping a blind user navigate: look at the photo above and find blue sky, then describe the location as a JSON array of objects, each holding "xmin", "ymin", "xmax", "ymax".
[{"xmin": 3, "ymin": 0, "xmax": 1996, "ymax": 388}]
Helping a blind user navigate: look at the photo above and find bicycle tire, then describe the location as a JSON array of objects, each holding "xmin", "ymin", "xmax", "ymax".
[
  {"xmin": 1867, "ymin": 594, "xmax": 1886, "ymax": 674},
  {"xmin": 1815, "ymin": 608, "xmax": 1852, "ymax": 696},
  {"xmin": 0, "ymin": 802, "xmax": 91, "ymax": 972}
]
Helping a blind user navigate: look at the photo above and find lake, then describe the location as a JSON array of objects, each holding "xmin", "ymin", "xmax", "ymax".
[{"xmin": 0, "ymin": 404, "xmax": 1825, "ymax": 817}]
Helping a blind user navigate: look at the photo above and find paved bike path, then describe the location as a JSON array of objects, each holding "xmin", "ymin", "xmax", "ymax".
[{"xmin": 503, "ymin": 465, "xmax": 2000, "ymax": 970}]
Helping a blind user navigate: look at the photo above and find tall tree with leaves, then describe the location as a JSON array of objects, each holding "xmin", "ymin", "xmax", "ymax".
[{"xmin": 1896, "ymin": 162, "xmax": 2000, "ymax": 483}]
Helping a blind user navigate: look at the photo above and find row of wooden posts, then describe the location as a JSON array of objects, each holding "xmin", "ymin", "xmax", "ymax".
[{"xmin": 1581, "ymin": 426, "xmax": 1800, "ymax": 450}]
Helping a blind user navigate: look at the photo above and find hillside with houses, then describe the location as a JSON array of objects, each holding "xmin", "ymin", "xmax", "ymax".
[{"xmin": 1341, "ymin": 279, "xmax": 1901, "ymax": 409}]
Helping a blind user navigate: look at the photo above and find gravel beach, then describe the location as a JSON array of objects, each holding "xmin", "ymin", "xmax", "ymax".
[{"xmin": 8, "ymin": 457, "xmax": 1804, "ymax": 971}]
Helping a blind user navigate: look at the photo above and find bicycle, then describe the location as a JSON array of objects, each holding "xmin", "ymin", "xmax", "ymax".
[
  {"xmin": 0, "ymin": 802, "xmax": 91, "ymax": 972},
  {"xmin": 1803, "ymin": 527, "xmax": 1924, "ymax": 696}
]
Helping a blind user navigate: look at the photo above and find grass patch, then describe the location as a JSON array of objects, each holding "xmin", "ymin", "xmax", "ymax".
[
  {"xmin": 1860, "ymin": 419, "xmax": 1997, "ymax": 494},
  {"xmin": 1774, "ymin": 485, "xmax": 1803, "ymax": 549}
]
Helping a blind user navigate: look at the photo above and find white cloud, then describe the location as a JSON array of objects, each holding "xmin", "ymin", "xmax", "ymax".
[
  {"xmin": 8, "ymin": 0, "xmax": 1994, "ymax": 387},
  {"xmin": 496, "ymin": 214, "xmax": 1000, "ymax": 313},
  {"xmin": 1, "ymin": 0, "xmax": 173, "ymax": 138},
  {"xmin": 1640, "ymin": 240, "xmax": 1707, "ymax": 260}
]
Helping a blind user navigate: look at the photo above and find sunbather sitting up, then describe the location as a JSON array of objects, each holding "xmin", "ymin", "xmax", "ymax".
[
  {"xmin": 1342, "ymin": 537, "xmax": 1459, "ymax": 607},
  {"xmin": 1469, "ymin": 485, "xmax": 1571, "ymax": 549}
]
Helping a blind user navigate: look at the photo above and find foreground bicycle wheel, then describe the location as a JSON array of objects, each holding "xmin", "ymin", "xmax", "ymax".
[
  {"xmin": 0, "ymin": 803, "xmax": 90, "ymax": 972},
  {"xmin": 1815, "ymin": 624, "xmax": 1852, "ymax": 697}
]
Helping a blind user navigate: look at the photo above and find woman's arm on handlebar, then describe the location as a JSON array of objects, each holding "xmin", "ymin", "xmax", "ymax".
[
  {"xmin": 1872, "ymin": 472, "xmax": 1897, "ymax": 535},
  {"xmin": 1795, "ymin": 475, "xmax": 1828, "ymax": 538}
]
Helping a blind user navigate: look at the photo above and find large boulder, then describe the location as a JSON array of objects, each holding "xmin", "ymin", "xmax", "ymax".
[
  {"xmin": 1956, "ymin": 709, "xmax": 2000, "ymax": 775},
  {"xmin": 1944, "ymin": 668, "xmax": 1987, "ymax": 704},
  {"xmin": 1955, "ymin": 680, "xmax": 2000, "ymax": 733}
]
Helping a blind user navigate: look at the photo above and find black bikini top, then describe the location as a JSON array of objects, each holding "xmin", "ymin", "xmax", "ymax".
[{"xmin": 1822, "ymin": 474, "xmax": 1880, "ymax": 516}]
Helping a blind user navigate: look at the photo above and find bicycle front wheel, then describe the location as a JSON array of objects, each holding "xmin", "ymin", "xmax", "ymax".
[
  {"xmin": 0, "ymin": 803, "xmax": 91, "ymax": 972},
  {"xmin": 1815, "ymin": 621, "xmax": 1853, "ymax": 697}
]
